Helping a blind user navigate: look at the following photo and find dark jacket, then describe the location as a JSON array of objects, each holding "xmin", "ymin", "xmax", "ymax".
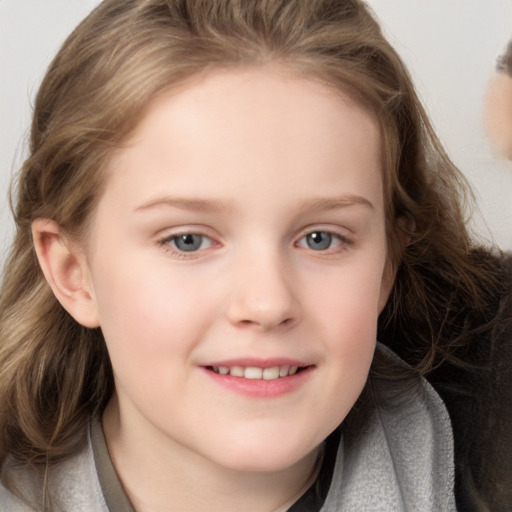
[
  {"xmin": 428, "ymin": 253, "xmax": 512, "ymax": 512},
  {"xmin": 386, "ymin": 252, "xmax": 512, "ymax": 511}
]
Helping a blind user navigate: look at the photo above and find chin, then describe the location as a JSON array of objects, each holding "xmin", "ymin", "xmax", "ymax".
[{"xmin": 207, "ymin": 435, "xmax": 320, "ymax": 474}]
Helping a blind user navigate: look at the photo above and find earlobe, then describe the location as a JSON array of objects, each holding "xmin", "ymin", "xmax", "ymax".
[{"xmin": 32, "ymin": 219, "xmax": 100, "ymax": 328}]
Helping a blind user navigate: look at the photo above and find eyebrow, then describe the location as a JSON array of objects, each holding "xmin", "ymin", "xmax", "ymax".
[
  {"xmin": 135, "ymin": 197, "xmax": 230, "ymax": 214},
  {"xmin": 135, "ymin": 194, "xmax": 374, "ymax": 214},
  {"xmin": 298, "ymin": 195, "xmax": 375, "ymax": 213}
]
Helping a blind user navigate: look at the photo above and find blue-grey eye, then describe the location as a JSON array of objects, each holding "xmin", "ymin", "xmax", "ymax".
[
  {"xmin": 172, "ymin": 234, "xmax": 208, "ymax": 252},
  {"xmin": 305, "ymin": 231, "xmax": 332, "ymax": 250},
  {"xmin": 297, "ymin": 231, "xmax": 344, "ymax": 251}
]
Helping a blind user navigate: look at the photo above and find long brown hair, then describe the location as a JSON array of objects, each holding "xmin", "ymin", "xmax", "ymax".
[{"xmin": 0, "ymin": 0, "xmax": 502, "ymax": 488}]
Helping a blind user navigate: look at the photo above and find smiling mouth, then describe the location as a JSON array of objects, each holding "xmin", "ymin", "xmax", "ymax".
[{"xmin": 206, "ymin": 365, "xmax": 310, "ymax": 380}]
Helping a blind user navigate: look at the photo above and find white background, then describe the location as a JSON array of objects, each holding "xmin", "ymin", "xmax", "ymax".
[{"xmin": 1, "ymin": 0, "xmax": 511, "ymax": 267}]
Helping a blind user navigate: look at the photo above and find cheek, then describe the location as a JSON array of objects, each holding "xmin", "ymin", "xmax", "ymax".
[
  {"xmin": 298, "ymin": 271, "xmax": 381, "ymax": 439},
  {"xmin": 89, "ymin": 252, "xmax": 219, "ymax": 371},
  {"xmin": 306, "ymin": 258, "xmax": 385, "ymax": 385},
  {"xmin": 309, "ymin": 259, "xmax": 385, "ymax": 335},
  {"xmin": 95, "ymin": 270, "xmax": 209, "ymax": 342},
  {"xmin": 90, "ymin": 265, "xmax": 217, "ymax": 414}
]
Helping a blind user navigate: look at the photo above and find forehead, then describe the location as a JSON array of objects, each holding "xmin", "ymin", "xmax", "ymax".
[
  {"xmin": 126, "ymin": 67, "xmax": 379, "ymax": 138},
  {"xmin": 103, "ymin": 67, "xmax": 383, "ymax": 210}
]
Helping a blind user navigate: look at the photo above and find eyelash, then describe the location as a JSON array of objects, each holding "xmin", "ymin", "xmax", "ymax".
[
  {"xmin": 157, "ymin": 228, "xmax": 353, "ymax": 258},
  {"xmin": 295, "ymin": 230, "xmax": 352, "ymax": 253},
  {"xmin": 157, "ymin": 232, "xmax": 217, "ymax": 258}
]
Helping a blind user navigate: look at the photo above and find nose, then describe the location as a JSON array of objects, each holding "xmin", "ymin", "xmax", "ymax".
[{"xmin": 226, "ymin": 250, "xmax": 301, "ymax": 331}]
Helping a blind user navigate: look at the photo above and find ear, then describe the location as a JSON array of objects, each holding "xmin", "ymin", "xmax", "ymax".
[{"xmin": 32, "ymin": 219, "xmax": 100, "ymax": 328}]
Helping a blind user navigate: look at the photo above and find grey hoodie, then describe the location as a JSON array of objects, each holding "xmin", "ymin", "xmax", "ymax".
[{"xmin": 0, "ymin": 344, "xmax": 456, "ymax": 511}]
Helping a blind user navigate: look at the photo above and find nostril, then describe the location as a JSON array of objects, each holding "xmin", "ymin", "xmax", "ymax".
[
  {"xmin": 234, "ymin": 316, "xmax": 295, "ymax": 330},
  {"xmin": 238, "ymin": 319, "xmax": 255, "ymax": 327}
]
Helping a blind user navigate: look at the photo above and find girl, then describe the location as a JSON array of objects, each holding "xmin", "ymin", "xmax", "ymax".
[{"xmin": 0, "ymin": 1, "xmax": 510, "ymax": 510}]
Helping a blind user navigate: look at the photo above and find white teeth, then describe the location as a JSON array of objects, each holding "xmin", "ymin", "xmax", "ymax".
[
  {"xmin": 230, "ymin": 366, "xmax": 244, "ymax": 377},
  {"xmin": 244, "ymin": 367, "xmax": 263, "ymax": 379},
  {"xmin": 211, "ymin": 364, "xmax": 305, "ymax": 379},
  {"xmin": 263, "ymin": 367, "xmax": 280, "ymax": 380},
  {"xmin": 279, "ymin": 365, "xmax": 290, "ymax": 377}
]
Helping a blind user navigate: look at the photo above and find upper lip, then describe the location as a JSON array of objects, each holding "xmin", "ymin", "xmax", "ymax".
[{"xmin": 200, "ymin": 358, "xmax": 311, "ymax": 368}]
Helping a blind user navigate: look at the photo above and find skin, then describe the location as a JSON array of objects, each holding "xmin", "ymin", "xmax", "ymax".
[
  {"xmin": 486, "ymin": 72, "xmax": 512, "ymax": 160},
  {"xmin": 33, "ymin": 68, "xmax": 394, "ymax": 511}
]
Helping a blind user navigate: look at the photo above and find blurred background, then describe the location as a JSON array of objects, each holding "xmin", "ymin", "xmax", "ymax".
[{"xmin": 1, "ymin": 0, "xmax": 511, "ymax": 266}]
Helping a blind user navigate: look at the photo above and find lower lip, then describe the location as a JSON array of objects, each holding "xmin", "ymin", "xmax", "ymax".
[{"xmin": 202, "ymin": 366, "xmax": 314, "ymax": 398}]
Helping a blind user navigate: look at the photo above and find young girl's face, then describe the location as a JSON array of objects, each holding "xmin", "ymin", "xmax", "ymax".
[{"xmin": 81, "ymin": 68, "xmax": 392, "ymax": 473}]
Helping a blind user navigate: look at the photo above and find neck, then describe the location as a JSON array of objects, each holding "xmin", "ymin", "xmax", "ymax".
[{"xmin": 102, "ymin": 398, "xmax": 320, "ymax": 512}]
